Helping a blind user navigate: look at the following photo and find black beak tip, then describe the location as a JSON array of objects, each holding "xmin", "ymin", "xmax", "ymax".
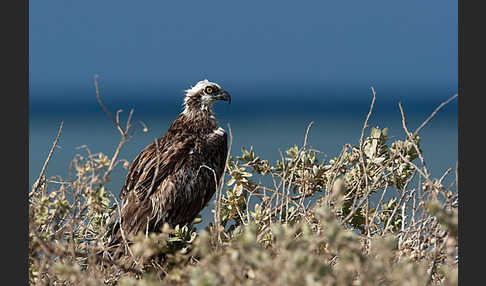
[{"xmin": 224, "ymin": 91, "xmax": 231, "ymax": 104}]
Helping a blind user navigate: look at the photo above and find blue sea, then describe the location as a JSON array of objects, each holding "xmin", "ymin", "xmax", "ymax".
[{"xmin": 29, "ymin": 87, "xmax": 458, "ymax": 227}]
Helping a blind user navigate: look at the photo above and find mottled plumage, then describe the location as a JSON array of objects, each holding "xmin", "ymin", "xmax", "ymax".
[{"xmin": 106, "ymin": 80, "xmax": 230, "ymax": 256}]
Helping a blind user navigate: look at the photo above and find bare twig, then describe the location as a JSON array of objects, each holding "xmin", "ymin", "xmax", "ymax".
[
  {"xmin": 414, "ymin": 93, "xmax": 458, "ymax": 136},
  {"xmin": 31, "ymin": 121, "xmax": 64, "ymax": 198},
  {"xmin": 93, "ymin": 75, "xmax": 135, "ymax": 182},
  {"xmin": 359, "ymin": 87, "xmax": 376, "ymax": 231},
  {"xmin": 398, "ymin": 102, "xmax": 431, "ymax": 182},
  {"xmin": 213, "ymin": 123, "xmax": 233, "ymax": 244}
]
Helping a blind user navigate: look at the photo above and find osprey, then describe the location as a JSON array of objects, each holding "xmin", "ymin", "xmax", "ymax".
[{"xmin": 107, "ymin": 79, "xmax": 230, "ymax": 254}]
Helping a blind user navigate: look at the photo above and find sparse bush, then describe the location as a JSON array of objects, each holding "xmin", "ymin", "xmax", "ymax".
[{"xmin": 29, "ymin": 87, "xmax": 458, "ymax": 285}]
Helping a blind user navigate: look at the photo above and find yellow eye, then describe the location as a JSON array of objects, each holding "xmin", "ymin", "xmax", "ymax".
[{"xmin": 205, "ymin": 86, "xmax": 214, "ymax": 94}]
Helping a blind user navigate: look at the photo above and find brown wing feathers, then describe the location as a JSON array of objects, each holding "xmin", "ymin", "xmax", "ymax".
[
  {"xmin": 121, "ymin": 135, "xmax": 195, "ymax": 203},
  {"xmin": 110, "ymin": 118, "xmax": 227, "ymax": 243}
]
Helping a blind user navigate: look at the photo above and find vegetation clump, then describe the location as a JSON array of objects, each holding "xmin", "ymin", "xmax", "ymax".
[{"xmin": 29, "ymin": 88, "xmax": 458, "ymax": 285}]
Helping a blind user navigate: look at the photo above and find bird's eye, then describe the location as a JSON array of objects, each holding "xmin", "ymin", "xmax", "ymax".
[{"xmin": 205, "ymin": 86, "xmax": 214, "ymax": 94}]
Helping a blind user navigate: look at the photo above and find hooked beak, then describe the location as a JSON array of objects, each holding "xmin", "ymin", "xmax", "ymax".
[{"xmin": 216, "ymin": 90, "xmax": 231, "ymax": 104}]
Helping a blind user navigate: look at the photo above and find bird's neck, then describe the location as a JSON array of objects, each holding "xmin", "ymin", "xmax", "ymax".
[{"xmin": 181, "ymin": 107, "xmax": 218, "ymax": 132}]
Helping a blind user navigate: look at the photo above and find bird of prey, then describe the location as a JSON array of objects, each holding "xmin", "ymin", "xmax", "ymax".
[{"xmin": 106, "ymin": 79, "xmax": 230, "ymax": 255}]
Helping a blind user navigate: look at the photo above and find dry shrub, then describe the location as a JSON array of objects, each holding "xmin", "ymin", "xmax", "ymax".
[{"xmin": 29, "ymin": 85, "xmax": 458, "ymax": 285}]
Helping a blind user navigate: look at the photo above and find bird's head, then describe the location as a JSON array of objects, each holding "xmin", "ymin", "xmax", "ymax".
[{"xmin": 182, "ymin": 79, "xmax": 231, "ymax": 115}]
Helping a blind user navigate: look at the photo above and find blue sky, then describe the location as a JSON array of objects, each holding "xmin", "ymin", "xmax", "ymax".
[{"xmin": 30, "ymin": 0, "xmax": 457, "ymax": 101}]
